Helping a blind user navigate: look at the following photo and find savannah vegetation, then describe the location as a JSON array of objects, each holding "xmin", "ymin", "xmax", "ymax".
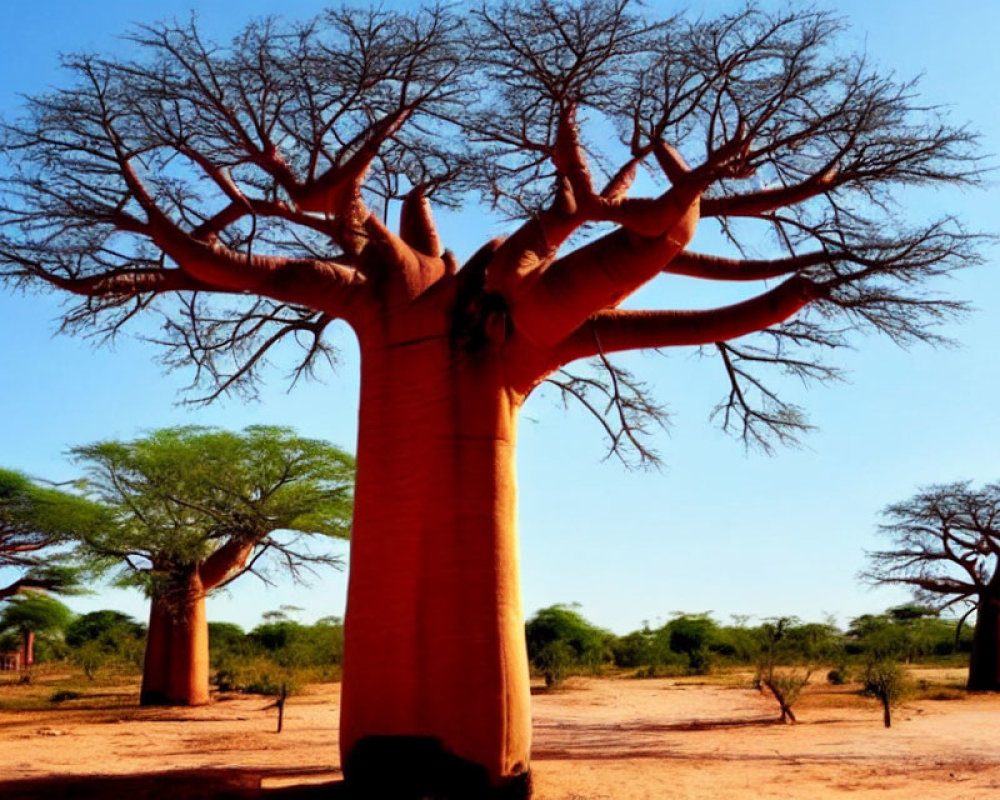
[{"xmin": 0, "ymin": 599, "xmax": 969, "ymax": 728}]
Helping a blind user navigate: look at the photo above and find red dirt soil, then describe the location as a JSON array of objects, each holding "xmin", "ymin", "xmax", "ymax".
[{"xmin": 2, "ymin": 670, "xmax": 999, "ymax": 798}]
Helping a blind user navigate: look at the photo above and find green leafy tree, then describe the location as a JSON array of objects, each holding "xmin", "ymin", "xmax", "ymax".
[
  {"xmin": 211, "ymin": 614, "xmax": 345, "ymax": 695},
  {"xmin": 863, "ymin": 660, "xmax": 907, "ymax": 728},
  {"xmin": 665, "ymin": 614, "xmax": 719, "ymax": 675},
  {"xmin": 0, "ymin": 593, "xmax": 73, "ymax": 668},
  {"xmin": 525, "ymin": 604, "xmax": 612, "ymax": 687},
  {"xmin": 0, "ymin": 469, "xmax": 108, "ymax": 600},
  {"xmin": 71, "ymin": 425, "xmax": 354, "ymax": 706},
  {"xmin": 208, "ymin": 622, "xmax": 250, "ymax": 660},
  {"xmin": 848, "ymin": 612, "xmax": 912, "ymax": 728},
  {"xmin": 65, "ymin": 609, "xmax": 145, "ymax": 648},
  {"xmin": 65, "ymin": 609, "xmax": 146, "ymax": 679},
  {"xmin": 611, "ymin": 627, "xmax": 658, "ymax": 669}
]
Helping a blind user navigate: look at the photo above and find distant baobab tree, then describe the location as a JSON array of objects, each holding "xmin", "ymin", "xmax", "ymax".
[
  {"xmin": 865, "ymin": 482, "xmax": 1000, "ymax": 692},
  {"xmin": 71, "ymin": 426, "xmax": 353, "ymax": 706}
]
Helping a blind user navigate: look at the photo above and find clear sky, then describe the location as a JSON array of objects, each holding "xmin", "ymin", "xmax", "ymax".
[{"xmin": 0, "ymin": 0, "xmax": 998, "ymax": 635}]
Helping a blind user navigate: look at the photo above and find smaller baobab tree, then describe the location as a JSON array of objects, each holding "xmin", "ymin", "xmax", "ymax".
[
  {"xmin": 0, "ymin": 592, "xmax": 74, "ymax": 671},
  {"xmin": 72, "ymin": 426, "xmax": 354, "ymax": 706},
  {"xmin": 864, "ymin": 482, "xmax": 1000, "ymax": 691},
  {"xmin": 0, "ymin": 468, "xmax": 108, "ymax": 601}
]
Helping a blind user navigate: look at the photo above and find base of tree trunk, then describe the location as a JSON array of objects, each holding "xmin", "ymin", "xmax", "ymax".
[
  {"xmin": 138, "ymin": 689, "xmax": 209, "ymax": 707},
  {"xmin": 343, "ymin": 736, "xmax": 532, "ymax": 799}
]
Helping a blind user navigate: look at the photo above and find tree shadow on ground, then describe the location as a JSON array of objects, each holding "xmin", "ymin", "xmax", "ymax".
[{"xmin": 0, "ymin": 768, "xmax": 348, "ymax": 800}]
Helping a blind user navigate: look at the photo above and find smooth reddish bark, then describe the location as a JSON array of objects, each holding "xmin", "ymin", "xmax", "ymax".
[
  {"xmin": 22, "ymin": 630, "xmax": 34, "ymax": 668},
  {"xmin": 341, "ymin": 299, "xmax": 532, "ymax": 789},
  {"xmin": 140, "ymin": 571, "xmax": 210, "ymax": 706}
]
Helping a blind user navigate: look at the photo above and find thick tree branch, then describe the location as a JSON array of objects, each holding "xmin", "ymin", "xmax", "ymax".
[
  {"xmin": 664, "ymin": 250, "xmax": 830, "ymax": 281},
  {"xmin": 702, "ymin": 168, "xmax": 839, "ymax": 218},
  {"xmin": 501, "ymin": 197, "xmax": 699, "ymax": 348},
  {"xmin": 199, "ymin": 535, "xmax": 258, "ymax": 591},
  {"xmin": 552, "ymin": 274, "xmax": 822, "ymax": 365}
]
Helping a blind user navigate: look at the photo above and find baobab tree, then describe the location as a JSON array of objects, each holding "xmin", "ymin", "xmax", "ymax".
[
  {"xmin": 0, "ymin": 468, "xmax": 106, "ymax": 601},
  {"xmin": 71, "ymin": 426, "xmax": 354, "ymax": 706},
  {"xmin": 0, "ymin": 1, "xmax": 982, "ymax": 794},
  {"xmin": 864, "ymin": 482, "xmax": 1000, "ymax": 692}
]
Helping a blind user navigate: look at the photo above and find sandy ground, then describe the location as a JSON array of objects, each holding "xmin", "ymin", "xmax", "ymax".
[{"xmin": 1, "ymin": 670, "xmax": 999, "ymax": 798}]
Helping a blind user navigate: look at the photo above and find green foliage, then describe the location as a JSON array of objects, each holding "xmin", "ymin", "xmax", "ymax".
[
  {"xmin": 210, "ymin": 613, "xmax": 344, "ymax": 694},
  {"xmin": 0, "ymin": 593, "xmax": 74, "ymax": 665},
  {"xmin": 743, "ymin": 617, "xmax": 842, "ymax": 722},
  {"xmin": 65, "ymin": 610, "xmax": 144, "ymax": 648},
  {"xmin": 0, "ymin": 468, "xmax": 110, "ymax": 597},
  {"xmin": 0, "ymin": 469, "xmax": 109, "ymax": 547},
  {"xmin": 665, "ymin": 615, "xmax": 719, "ymax": 675},
  {"xmin": 0, "ymin": 593, "xmax": 73, "ymax": 637},
  {"xmin": 70, "ymin": 426, "xmax": 355, "ymax": 596},
  {"xmin": 525, "ymin": 604, "xmax": 612, "ymax": 686},
  {"xmin": 64, "ymin": 610, "xmax": 145, "ymax": 678},
  {"xmin": 846, "ymin": 607, "xmax": 965, "ymax": 662},
  {"xmin": 611, "ymin": 630, "xmax": 658, "ymax": 669},
  {"xmin": 208, "ymin": 622, "xmax": 250, "ymax": 657},
  {"xmin": 613, "ymin": 614, "xmax": 721, "ymax": 676},
  {"xmin": 534, "ymin": 641, "xmax": 576, "ymax": 688}
]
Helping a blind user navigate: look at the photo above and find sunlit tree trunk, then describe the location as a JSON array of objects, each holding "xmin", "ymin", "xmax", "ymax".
[
  {"xmin": 140, "ymin": 572, "xmax": 210, "ymax": 706},
  {"xmin": 340, "ymin": 311, "xmax": 532, "ymax": 797},
  {"xmin": 968, "ymin": 595, "xmax": 1000, "ymax": 692},
  {"xmin": 22, "ymin": 630, "xmax": 34, "ymax": 668}
]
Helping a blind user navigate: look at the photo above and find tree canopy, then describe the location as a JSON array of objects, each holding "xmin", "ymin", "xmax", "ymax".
[
  {"xmin": 0, "ymin": 468, "xmax": 109, "ymax": 599},
  {"xmin": 71, "ymin": 425, "xmax": 355, "ymax": 594},
  {"xmin": 0, "ymin": 592, "xmax": 73, "ymax": 639}
]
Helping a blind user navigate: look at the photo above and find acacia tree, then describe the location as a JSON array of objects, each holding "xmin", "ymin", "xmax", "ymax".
[
  {"xmin": 0, "ymin": 468, "xmax": 106, "ymax": 600},
  {"xmin": 0, "ymin": 1, "xmax": 982, "ymax": 794},
  {"xmin": 864, "ymin": 482, "xmax": 1000, "ymax": 692},
  {"xmin": 72, "ymin": 426, "xmax": 354, "ymax": 706}
]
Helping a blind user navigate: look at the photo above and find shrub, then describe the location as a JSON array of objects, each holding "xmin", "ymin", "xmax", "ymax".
[{"xmin": 863, "ymin": 660, "xmax": 908, "ymax": 727}]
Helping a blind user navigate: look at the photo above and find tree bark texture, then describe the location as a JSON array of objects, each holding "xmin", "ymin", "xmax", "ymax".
[
  {"xmin": 340, "ymin": 302, "xmax": 532, "ymax": 796},
  {"xmin": 967, "ymin": 596, "xmax": 1000, "ymax": 692},
  {"xmin": 139, "ymin": 571, "xmax": 210, "ymax": 706}
]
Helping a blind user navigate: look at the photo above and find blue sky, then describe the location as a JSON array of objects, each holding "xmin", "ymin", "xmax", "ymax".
[{"xmin": 1, "ymin": 1, "xmax": 998, "ymax": 635}]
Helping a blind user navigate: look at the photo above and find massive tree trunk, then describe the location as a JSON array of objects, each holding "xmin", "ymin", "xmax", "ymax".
[
  {"xmin": 967, "ymin": 595, "xmax": 1000, "ymax": 691},
  {"xmin": 140, "ymin": 571, "xmax": 210, "ymax": 706},
  {"xmin": 340, "ymin": 300, "xmax": 533, "ymax": 798}
]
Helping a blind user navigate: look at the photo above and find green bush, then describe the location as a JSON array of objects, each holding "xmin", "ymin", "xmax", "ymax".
[
  {"xmin": 525, "ymin": 604, "xmax": 612, "ymax": 684},
  {"xmin": 209, "ymin": 614, "xmax": 345, "ymax": 694}
]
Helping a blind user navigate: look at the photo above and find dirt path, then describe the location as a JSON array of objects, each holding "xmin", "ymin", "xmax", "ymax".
[{"xmin": 2, "ymin": 673, "xmax": 999, "ymax": 798}]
